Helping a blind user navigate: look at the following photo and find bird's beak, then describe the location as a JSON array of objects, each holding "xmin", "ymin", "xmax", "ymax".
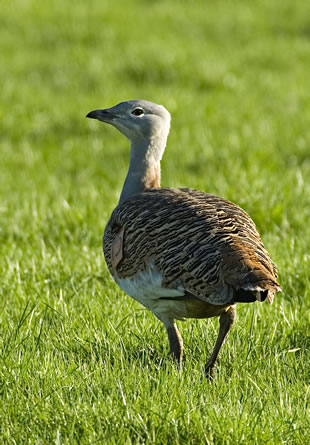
[{"xmin": 86, "ymin": 109, "xmax": 117, "ymax": 123}]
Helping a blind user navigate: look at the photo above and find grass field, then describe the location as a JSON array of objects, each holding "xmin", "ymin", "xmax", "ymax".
[{"xmin": 1, "ymin": 0, "xmax": 310, "ymax": 443}]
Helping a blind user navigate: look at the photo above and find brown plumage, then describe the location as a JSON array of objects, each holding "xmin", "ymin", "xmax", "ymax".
[
  {"xmin": 87, "ymin": 100, "xmax": 281, "ymax": 377},
  {"xmin": 104, "ymin": 188, "xmax": 279, "ymax": 303}
]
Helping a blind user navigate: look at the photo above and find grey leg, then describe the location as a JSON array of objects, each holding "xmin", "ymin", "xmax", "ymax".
[
  {"xmin": 163, "ymin": 319, "xmax": 183, "ymax": 367},
  {"xmin": 205, "ymin": 305, "xmax": 236, "ymax": 378}
]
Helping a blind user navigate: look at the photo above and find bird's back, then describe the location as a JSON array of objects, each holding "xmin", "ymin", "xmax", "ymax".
[{"xmin": 103, "ymin": 188, "xmax": 280, "ymax": 305}]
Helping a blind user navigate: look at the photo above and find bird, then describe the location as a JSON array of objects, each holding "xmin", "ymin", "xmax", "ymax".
[{"xmin": 86, "ymin": 99, "xmax": 281, "ymax": 377}]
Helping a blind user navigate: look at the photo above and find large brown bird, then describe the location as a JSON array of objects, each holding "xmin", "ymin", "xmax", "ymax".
[{"xmin": 87, "ymin": 100, "xmax": 281, "ymax": 377}]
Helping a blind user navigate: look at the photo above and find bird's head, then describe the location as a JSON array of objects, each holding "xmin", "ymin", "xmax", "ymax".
[{"xmin": 86, "ymin": 100, "xmax": 171, "ymax": 147}]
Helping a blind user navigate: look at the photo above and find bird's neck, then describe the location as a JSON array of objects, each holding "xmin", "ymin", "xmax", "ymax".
[{"xmin": 118, "ymin": 138, "xmax": 164, "ymax": 205}]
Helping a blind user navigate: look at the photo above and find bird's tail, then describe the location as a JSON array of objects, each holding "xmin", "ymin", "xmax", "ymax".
[{"xmin": 234, "ymin": 284, "xmax": 281, "ymax": 304}]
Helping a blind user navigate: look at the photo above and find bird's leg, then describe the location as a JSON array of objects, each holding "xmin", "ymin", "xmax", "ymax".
[
  {"xmin": 205, "ymin": 305, "xmax": 236, "ymax": 379},
  {"xmin": 163, "ymin": 320, "xmax": 183, "ymax": 368}
]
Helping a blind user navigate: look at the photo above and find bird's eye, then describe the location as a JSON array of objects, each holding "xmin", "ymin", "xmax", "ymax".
[{"xmin": 131, "ymin": 108, "xmax": 144, "ymax": 116}]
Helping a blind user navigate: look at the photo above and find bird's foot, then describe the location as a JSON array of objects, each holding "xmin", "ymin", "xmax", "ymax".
[
  {"xmin": 204, "ymin": 361, "xmax": 217, "ymax": 380},
  {"xmin": 170, "ymin": 352, "xmax": 183, "ymax": 372}
]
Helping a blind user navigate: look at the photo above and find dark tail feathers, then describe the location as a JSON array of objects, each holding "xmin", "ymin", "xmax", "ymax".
[{"xmin": 234, "ymin": 288, "xmax": 268, "ymax": 303}]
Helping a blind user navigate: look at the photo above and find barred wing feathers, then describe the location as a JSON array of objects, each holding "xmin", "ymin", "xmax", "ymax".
[{"xmin": 103, "ymin": 188, "xmax": 280, "ymax": 305}]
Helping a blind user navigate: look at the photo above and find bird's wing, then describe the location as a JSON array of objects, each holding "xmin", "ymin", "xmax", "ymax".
[{"xmin": 103, "ymin": 188, "xmax": 280, "ymax": 305}]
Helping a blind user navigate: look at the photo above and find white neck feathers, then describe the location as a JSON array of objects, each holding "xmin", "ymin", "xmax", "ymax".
[{"xmin": 118, "ymin": 135, "xmax": 166, "ymax": 205}]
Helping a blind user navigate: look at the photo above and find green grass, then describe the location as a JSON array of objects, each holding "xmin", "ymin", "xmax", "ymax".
[{"xmin": 1, "ymin": 0, "xmax": 310, "ymax": 443}]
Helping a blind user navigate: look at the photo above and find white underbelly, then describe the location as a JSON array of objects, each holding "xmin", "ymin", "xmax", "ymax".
[{"xmin": 115, "ymin": 262, "xmax": 185, "ymax": 316}]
